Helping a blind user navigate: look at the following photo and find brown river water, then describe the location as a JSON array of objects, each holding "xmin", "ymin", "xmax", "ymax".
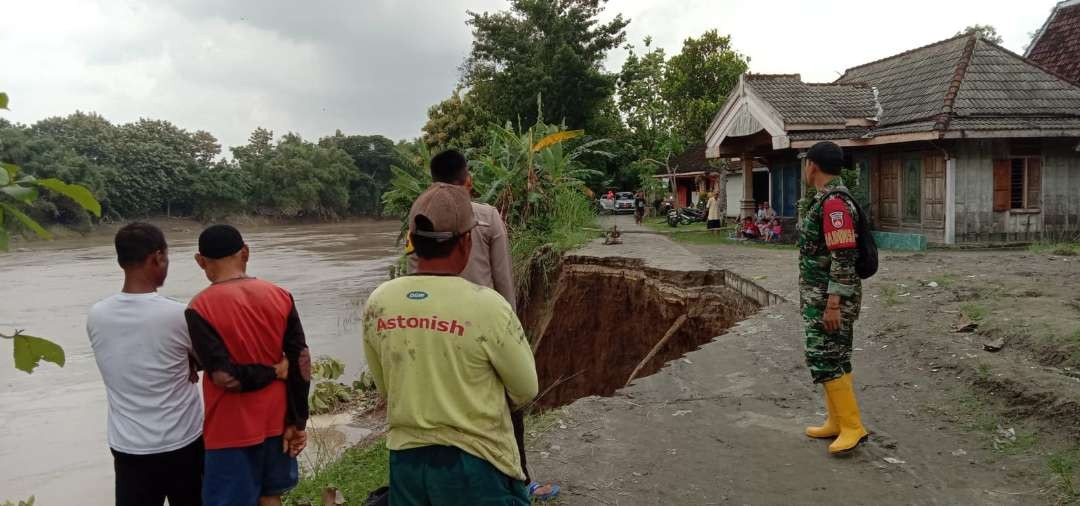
[{"xmin": 0, "ymin": 220, "xmax": 401, "ymax": 504}]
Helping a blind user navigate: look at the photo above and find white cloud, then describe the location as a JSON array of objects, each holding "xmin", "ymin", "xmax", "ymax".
[{"xmin": 0, "ymin": 0, "xmax": 1062, "ymax": 151}]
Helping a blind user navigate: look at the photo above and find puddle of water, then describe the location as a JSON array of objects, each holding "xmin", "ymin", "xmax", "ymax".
[{"xmin": 0, "ymin": 220, "xmax": 399, "ymax": 504}]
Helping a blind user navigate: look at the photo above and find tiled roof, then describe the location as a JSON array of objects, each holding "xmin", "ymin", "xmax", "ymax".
[
  {"xmin": 956, "ymin": 39, "xmax": 1080, "ymax": 118},
  {"xmin": 837, "ymin": 35, "xmax": 973, "ymax": 127},
  {"xmin": 745, "ymin": 75, "xmax": 878, "ymax": 125},
  {"xmin": 949, "ymin": 117, "xmax": 1080, "ymax": 131},
  {"xmin": 1026, "ymin": 0, "xmax": 1080, "ymax": 86},
  {"xmin": 670, "ymin": 143, "xmax": 764, "ymax": 173}
]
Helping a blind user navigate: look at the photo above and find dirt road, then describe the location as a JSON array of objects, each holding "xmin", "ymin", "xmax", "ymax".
[{"xmin": 527, "ymin": 216, "xmax": 1079, "ymax": 505}]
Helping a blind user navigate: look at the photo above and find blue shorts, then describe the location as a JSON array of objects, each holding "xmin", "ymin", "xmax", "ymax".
[{"xmin": 203, "ymin": 436, "xmax": 299, "ymax": 505}]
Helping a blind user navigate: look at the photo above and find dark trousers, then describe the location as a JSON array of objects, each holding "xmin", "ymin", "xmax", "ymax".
[
  {"xmin": 389, "ymin": 445, "xmax": 529, "ymax": 506},
  {"xmin": 112, "ymin": 437, "xmax": 204, "ymax": 506},
  {"xmin": 511, "ymin": 408, "xmax": 530, "ymax": 483}
]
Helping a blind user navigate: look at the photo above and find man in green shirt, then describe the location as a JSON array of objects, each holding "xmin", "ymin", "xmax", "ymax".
[{"xmin": 363, "ymin": 182, "xmax": 539, "ymax": 505}]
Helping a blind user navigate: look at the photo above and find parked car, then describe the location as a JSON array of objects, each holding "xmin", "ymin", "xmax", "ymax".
[{"xmin": 614, "ymin": 192, "xmax": 635, "ymax": 214}]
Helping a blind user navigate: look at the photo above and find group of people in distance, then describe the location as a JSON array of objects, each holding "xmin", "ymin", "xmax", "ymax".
[
  {"xmin": 740, "ymin": 201, "xmax": 782, "ymax": 241},
  {"xmin": 87, "ymin": 148, "xmax": 555, "ymax": 506}
]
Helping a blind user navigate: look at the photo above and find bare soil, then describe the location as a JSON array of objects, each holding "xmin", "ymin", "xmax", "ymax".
[{"xmin": 523, "ymin": 218, "xmax": 1080, "ymax": 505}]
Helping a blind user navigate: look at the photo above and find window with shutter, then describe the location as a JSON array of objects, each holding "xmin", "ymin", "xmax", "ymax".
[
  {"xmin": 992, "ymin": 159, "xmax": 1010, "ymax": 212},
  {"xmin": 1026, "ymin": 158, "xmax": 1041, "ymax": 210}
]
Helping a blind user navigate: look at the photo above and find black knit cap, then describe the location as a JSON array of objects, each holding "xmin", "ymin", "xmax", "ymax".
[
  {"xmin": 198, "ymin": 224, "xmax": 245, "ymax": 259},
  {"xmin": 803, "ymin": 141, "xmax": 844, "ymax": 174}
]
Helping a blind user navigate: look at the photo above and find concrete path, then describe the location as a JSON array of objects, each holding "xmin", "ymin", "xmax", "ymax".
[{"xmin": 528, "ymin": 217, "xmax": 1044, "ymax": 505}]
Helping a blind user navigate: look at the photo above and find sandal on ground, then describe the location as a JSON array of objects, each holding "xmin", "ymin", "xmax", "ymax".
[{"xmin": 529, "ymin": 482, "xmax": 560, "ymax": 501}]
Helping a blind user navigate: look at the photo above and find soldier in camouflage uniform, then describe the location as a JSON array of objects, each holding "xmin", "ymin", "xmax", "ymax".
[{"xmin": 797, "ymin": 141, "xmax": 869, "ymax": 455}]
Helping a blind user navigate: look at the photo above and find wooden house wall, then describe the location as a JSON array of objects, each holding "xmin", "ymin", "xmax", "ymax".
[
  {"xmin": 954, "ymin": 139, "xmax": 1080, "ymax": 242},
  {"xmin": 1042, "ymin": 140, "xmax": 1080, "ymax": 241}
]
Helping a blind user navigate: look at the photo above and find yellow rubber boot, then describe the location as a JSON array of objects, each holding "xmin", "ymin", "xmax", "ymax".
[
  {"xmin": 805, "ymin": 387, "xmax": 839, "ymax": 438},
  {"xmin": 823, "ymin": 373, "xmax": 868, "ymax": 454}
]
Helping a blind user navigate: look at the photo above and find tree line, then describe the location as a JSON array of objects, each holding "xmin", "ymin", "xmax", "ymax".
[
  {"xmin": 422, "ymin": 0, "xmax": 749, "ymax": 192},
  {"xmin": 0, "ymin": 0, "xmax": 753, "ymax": 229},
  {"xmin": 0, "ymin": 114, "xmax": 404, "ymax": 225}
]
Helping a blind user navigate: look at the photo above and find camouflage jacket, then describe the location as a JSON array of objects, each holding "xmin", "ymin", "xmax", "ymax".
[{"xmin": 798, "ymin": 178, "xmax": 861, "ymax": 307}]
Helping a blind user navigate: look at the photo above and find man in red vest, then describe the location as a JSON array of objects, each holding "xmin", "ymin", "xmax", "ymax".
[{"xmin": 186, "ymin": 224, "xmax": 312, "ymax": 506}]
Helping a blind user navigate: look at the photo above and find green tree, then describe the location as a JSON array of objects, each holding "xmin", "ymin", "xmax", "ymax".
[
  {"xmin": 957, "ymin": 24, "xmax": 1003, "ymax": 44},
  {"xmin": 618, "ymin": 37, "xmax": 672, "ymax": 142},
  {"xmin": 318, "ymin": 132, "xmax": 398, "ymax": 216},
  {"xmin": 188, "ymin": 160, "xmax": 253, "ymax": 221},
  {"xmin": 421, "ymin": 88, "xmax": 494, "ymax": 151},
  {"xmin": 462, "ymin": 0, "xmax": 628, "ymax": 132},
  {"xmin": 662, "ymin": 30, "xmax": 749, "ymax": 143},
  {"xmin": 244, "ymin": 133, "xmax": 357, "ymax": 218}
]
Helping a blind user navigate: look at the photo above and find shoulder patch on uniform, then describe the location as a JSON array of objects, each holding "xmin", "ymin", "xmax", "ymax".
[{"xmin": 822, "ymin": 197, "xmax": 856, "ymax": 251}]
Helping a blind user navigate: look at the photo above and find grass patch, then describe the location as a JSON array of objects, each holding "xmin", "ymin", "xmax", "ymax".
[
  {"xmin": 1029, "ymin": 242, "xmax": 1080, "ymax": 257},
  {"xmin": 927, "ymin": 274, "xmax": 958, "ymax": 287},
  {"xmin": 880, "ymin": 285, "xmax": 903, "ymax": 307},
  {"xmin": 524, "ymin": 408, "xmax": 565, "ymax": 445},
  {"xmin": 285, "ymin": 438, "xmax": 389, "ymax": 506},
  {"xmin": 643, "ymin": 218, "xmax": 796, "ymax": 250},
  {"xmin": 960, "ymin": 303, "xmax": 989, "ymax": 323},
  {"xmin": 955, "ymin": 392, "xmax": 1039, "ymax": 456},
  {"xmin": 1047, "ymin": 448, "xmax": 1080, "ymax": 502},
  {"xmin": 976, "ymin": 362, "xmax": 993, "ymax": 381}
]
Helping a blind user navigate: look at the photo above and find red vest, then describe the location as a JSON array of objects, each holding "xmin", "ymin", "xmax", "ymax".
[{"xmin": 189, "ymin": 278, "xmax": 293, "ymax": 450}]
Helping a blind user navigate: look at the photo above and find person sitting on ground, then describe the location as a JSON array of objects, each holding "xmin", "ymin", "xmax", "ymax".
[
  {"xmin": 764, "ymin": 201, "xmax": 777, "ymax": 221},
  {"xmin": 741, "ymin": 216, "xmax": 760, "ymax": 240},
  {"xmin": 758, "ymin": 217, "xmax": 771, "ymax": 238},
  {"xmin": 364, "ymin": 183, "xmax": 539, "ymax": 506},
  {"xmin": 87, "ymin": 223, "xmax": 209, "ymax": 506},
  {"xmin": 187, "ymin": 224, "xmax": 312, "ymax": 506},
  {"xmin": 756, "ymin": 203, "xmax": 767, "ymax": 222},
  {"xmin": 404, "ymin": 149, "xmax": 557, "ymax": 499},
  {"xmin": 770, "ymin": 218, "xmax": 783, "ymax": 241}
]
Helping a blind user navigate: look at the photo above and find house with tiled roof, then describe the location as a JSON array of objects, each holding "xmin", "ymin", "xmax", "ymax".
[
  {"xmin": 653, "ymin": 143, "xmax": 768, "ymax": 218},
  {"xmin": 1026, "ymin": 0, "xmax": 1080, "ymax": 86},
  {"xmin": 706, "ymin": 32, "xmax": 1080, "ymax": 245}
]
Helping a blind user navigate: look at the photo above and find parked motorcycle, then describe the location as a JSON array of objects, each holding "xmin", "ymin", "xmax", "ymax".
[{"xmin": 678, "ymin": 207, "xmax": 706, "ymax": 224}]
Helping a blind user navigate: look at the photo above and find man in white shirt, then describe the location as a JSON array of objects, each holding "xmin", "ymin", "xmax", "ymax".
[{"xmin": 86, "ymin": 223, "xmax": 206, "ymax": 505}]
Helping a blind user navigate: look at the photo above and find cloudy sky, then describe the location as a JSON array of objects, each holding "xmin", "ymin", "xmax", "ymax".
[{"xmin": 2, "ymin": 0, "xmax": 1060, "ymax": 151}]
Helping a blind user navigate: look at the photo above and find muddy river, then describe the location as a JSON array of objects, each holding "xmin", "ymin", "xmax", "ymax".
[{"xmin": 0, "ymin": 220, "xmax": 401, "ymax": 504}]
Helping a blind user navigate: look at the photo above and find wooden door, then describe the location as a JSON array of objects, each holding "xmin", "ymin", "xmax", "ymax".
[
  {"xmin": 923, "ymin": 155, "xmax": 946, "ymax": 229},
  {"xmin": 879, "ymin": 156, "xmax": 900, "ymax": 226}
]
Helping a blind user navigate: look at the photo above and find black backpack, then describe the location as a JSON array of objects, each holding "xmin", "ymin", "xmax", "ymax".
[{"xmin": 822, "ymin": 189, "xmax": 878, "ymax": 279}]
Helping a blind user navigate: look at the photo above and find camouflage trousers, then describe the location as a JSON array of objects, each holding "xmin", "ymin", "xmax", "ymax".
[{"xmin": 802, "ymin": 295, "xmax": 861, "ymax": 384}]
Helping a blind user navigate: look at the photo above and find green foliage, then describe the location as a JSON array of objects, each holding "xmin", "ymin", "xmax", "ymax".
[
  {"xmin": 461, "ymin": 0, "xmax": 628, "ymax": 133},
  {"xmin": 385, "ymin": 118, "xmax": 603, "ymax": 299},
  {"xmin": 0, "ymin": 497, "xmax": 34, "ymax": 506},
  {"xmin": 421, "ymin": 89, "xmax": 495, "ymax": 151},
  {"xmin": 662, "ymin": 30, "xmax": 749, "ymax": 143},
  {"xmin": 245, "ymin": 133, "xmax": 357, "ymax": 218},
  {"xmin": 960, "ymin": 303, "xmax": 989, "ymax": 322},
  {"xmin": 319, "ymin": 132, "xmax": 399, "ymax": 216},
  {"xmin": 9, "ymin": 333, "xmax": 66, "ymax": 374},
  {"xmin": 284, "ymin": 439, "xmax": 389, "ymax": 506},
  {"xmin": 309, "ymin": 357, "xmax": 356, "ymax": 415},
  {"xmin": 957, "ymin": 24, "xmax": 1003, "ymax": 44},
  {"xmin": 1047, "ymin": 447, "xmax": 1080, "ymax": 500}
]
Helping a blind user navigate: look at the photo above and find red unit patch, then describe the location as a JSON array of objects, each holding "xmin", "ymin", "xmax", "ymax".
[{"xmin": 823, "ymin": 197, "xmax": 856, "ymax": 251}]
